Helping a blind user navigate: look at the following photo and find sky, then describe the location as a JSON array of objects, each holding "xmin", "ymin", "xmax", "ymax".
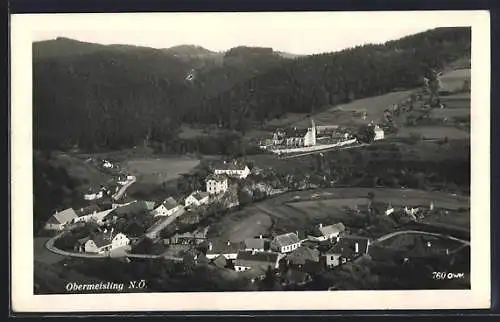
[{"xmin": 30, "ymin": 12, "xmax": 468, "ymax": 55}]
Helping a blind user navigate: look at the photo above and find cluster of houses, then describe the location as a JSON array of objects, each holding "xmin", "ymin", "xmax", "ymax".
[
  {"xmin": 191, "ymin": 221, "xmax": 371, "ymax": 280},
  {"xmin": 45, "ymin": 160, "xmax": 253, "ymax": 255},
  {"xmin": 260, "ymin": 118, "xmax": 385, "ymax": 152}
]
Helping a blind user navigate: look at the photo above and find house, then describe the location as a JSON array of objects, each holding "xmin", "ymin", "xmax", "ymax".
[
  {"xmin": 184, "ymin": 191, "xmax": 210, "ymax": 208},
  {"xmin": 84, "ymin": 189, "xmax": 104, "ymax": 201},
  {"xmin": 213, "ymin": 162, "xmax": 251, "ymax": 179},
  {"xmin": 281, "ymin": 118, "xmax": 317, "ymax": 147},
  {"xmin": 211, "ymin": 254, "xmax": 228, "ymax": 269},
  {"xmin": 152, "ymin": 197, "xmax": 181, "ymax": 217},
  {"xmin": 324, "ymin": 236, "xmax": 371, "ymax": 268},
  {"xmin": 234, "ymin": 250, "xmax": 282, "ymax": 272},
  {"xmin": 373, "ymin": 124, "xmax": 384, "ymax": 141},
  {"xmin": 84, "ymin": 228, "xmax": 130, "ymax": 254},
  {"xmin": 285, "ymin": 246, "xmax": 320, "ymax": 267},
  {"xmin": 44, "ymin": 208, "xmax": 78, "ymax": 230},
  {"xmin": 206, "ymin": 239, "xmax": 244, "ymax": 260},
  {"xmin": 244, "ymin": 236, "xmax": 268, "ymax": 252},
  {"xmin": 271, "ymin": 232, "xmax": 302, "ymax": 253},
  {"xmin": 73, "ymin": 204, "xmax": 102, "ymax": 223},
  {"xmin": 307, "ymin": 223, "xmax": 346, "ymax": 242},
  {"xmin": 206, "ymin": 174, "xmax": 229, "ymax": 195},
  {"xmin": 102, "ymin": 160, "xmax": 114, "ymax": 168}
]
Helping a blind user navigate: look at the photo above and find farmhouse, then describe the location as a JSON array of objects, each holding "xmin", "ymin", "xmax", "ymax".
[
  {"xmin": 373, "ymin": 124, "xmax": 385, "ymax": 141},
  {"xmin": 206, "ymin": 174, "xmax": 229, "ymax": 195},
  {"xmin": 184, "ymin": 191, "xmax": 210, "ymax": 208},
  {"xmin": 206, "ymin": 240, "xmax": 245, "ymax": 260},
  {"xmin": 244, "ymin": 236, "xmax": 269, "ymax": 252},
  {"xmin": 285, "ymin": 246, "xmax": 320, "ymax": 267},
  {"xmin": 234, "ymin": 250, "xmax": 282, "ymax": 272},
  {"xmin": 73, "ymin": 204, "xmax": 102, "ymax": 223},
  {"xmin": 271, "ymin": 232, "xmax": 302, "ymax": 253},
  {"xmin": 152, "ymin": 197, "xmax": 181, "ymax": 217},
  {"xmin": 84, "ymin": 229, "xmax": 130, "ymax": 254},
  {"xmin": 324, "ymin": 236, "xmax": 371, "ymax": 268},
  {"xmin": 44, "ymin": 208, "xmax": 78, "ymax": 230},
  {"xmin": 213, "ymin": 161, "xmax": 251, "ymax": 179},
  {"xmin": 307, "ymin": 223, "xmax": 346, "ymax": 242},
  {"xmin": 84, "ymin": 188, "xmax": 105, "ymax": 201}
]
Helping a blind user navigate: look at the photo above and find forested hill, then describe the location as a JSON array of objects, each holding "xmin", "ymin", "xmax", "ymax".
[
  {"xmin": 33, "ymin": 40, "xmax": 290, "ymax": 151},
  {"xmin": 33, "ymin": 27, "xmax": 470, "ymax": 152},
  {"xmin": 182, "ymin": 27, "xmax": 471, "ymax": 131}
]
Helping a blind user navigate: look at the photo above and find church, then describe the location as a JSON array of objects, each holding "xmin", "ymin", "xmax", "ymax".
[{"xmin": 272, "ymin": 119, "xmax": 317, "ymax": 147}]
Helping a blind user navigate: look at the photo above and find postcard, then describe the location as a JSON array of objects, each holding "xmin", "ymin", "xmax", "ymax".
[{"xmin": 10, "ymin": 10, "xmax": 490, "ymax": 312}]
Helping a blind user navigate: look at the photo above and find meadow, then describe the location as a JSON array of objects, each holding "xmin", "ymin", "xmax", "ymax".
[{"xmin": 121, "ymin": 157, "xmax": 201, "ymax": 184}]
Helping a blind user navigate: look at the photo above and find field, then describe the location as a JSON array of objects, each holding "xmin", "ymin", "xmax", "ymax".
[
  {"xmin": 396, "ymin": 126, "xmax": 469, "ymax": 140},
  {"xmin": 120, "ymin": 157, "xmax": 201, "ymax": 184},
  {"xmin": 439, "ymin": 68, "xmax": 470, "ymax": 92},
  {"xmin": 207, "ymin": 188, "xmax": 469, "ymax": 242}
]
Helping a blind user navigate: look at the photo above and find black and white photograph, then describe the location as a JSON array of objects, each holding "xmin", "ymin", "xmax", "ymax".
[{"xmin": 11, "ymin": 11, "xmax": 490, "ymax": 312}]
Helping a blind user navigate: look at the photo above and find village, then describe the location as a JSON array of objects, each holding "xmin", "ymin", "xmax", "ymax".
[{"xmin": 42, "ymin": 147, "xmax": 455, "ymax": 289}]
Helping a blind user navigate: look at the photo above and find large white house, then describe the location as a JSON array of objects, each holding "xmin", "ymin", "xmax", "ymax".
[
  {"xmin": 44, "ymin": 208, "xmax": 78, "ymax": 230},
  {"xmin": 206, "ymin": 174, "xmax": 229, "ymax": 195},
  {"xmin": 153, "ymin": 197, "xmax": 182, "ymax": 217},
  {"xmin": 307, "ymin": 223, "xmax": 346, "ymax": 242},
  {"xmin": 84, "ymin": 229, "xmax": 130, "ymax": 254},
  {"xmin": 184, "ymin": 191, "xmax": 210, "ymax": 208},
  {"xmin": 374, "ymin": 125, "xmax": 384, "ymax": 141},
  {"xmin": 213, "ymin": 162, "xmax": 251, "ymax": 179},
  {"xmin": 271, "ymin": 232, "xmax": 302, "ymax": 253}
]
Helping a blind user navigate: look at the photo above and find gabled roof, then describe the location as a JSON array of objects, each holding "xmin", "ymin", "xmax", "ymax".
[
  {"xmin": 286, "ymin": 246, "xmax": 320, "ymax": 264},
  {"xmin": 90, "ymin": 230, "xmax": 125, "ymax": 248},
  {"xmin": 273, "ymin": 232, "xmax": 300, "ymax": 247},
  {"xmin": 234, "ymin": 250, "xmax": 280, "ymax": 267},
  {"xmin": 318, "ymin": 223, "xmax": 346, "ymax": 237},
  {"xmin": 284, "ymin": 128, "xmax": 309, "ymax": 138},
  {"xmin": 75, "ymin": 204, "xmax": 101, "ymax": 217},
  {"xmin": 190, "ymin": 191, "xmax": 209, "ymax": 201},
  {"xmin": 162, "ymin": 197, "xmax": 179, "ymax": 210},
  {"xmin": 211, "ymin": 255, "xmax": 228, "ymax": 268},
  {"xmin": 244, "ymin": 238, "xmax": 266, "ymax": 250},
  {"xmin": 206, "ymin": 174, "xmax": 229, "ymax": 182},
  {"xmin": 326, "ymin": 236, "xmax": 370, "ymax": 257},
  {"xmin": 47, "ymin": 208, "xmax": 78, "ymax": 224},
  {"xmin": 213, "ymin": 162, "xmax": 249, "ymax": 171},
  {"xmin": 207, "ymin": 239, "xmax": 245, "ymax": 255}
]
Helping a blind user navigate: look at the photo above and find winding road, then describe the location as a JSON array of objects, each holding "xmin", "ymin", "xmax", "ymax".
[{"xmin": 112, "ymin": 176, "xmax": 136, "ymax": 201}]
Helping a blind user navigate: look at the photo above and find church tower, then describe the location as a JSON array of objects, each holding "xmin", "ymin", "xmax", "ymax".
[{"xmin": 310, "ymin": 118, "xmax": 316, "ymax": 146}]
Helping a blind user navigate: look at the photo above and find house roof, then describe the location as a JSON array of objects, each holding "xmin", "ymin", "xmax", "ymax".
[
  {"xmin": 207, "ymin": 239, "xmax": 245, "ymax": 255},
  {"xmin": 327, "ymin": 236, "xmax": 370, "ymax": 257},
  {"xmin": 206, "ymin": 174, "xmax": 228, "ymax": 182},
  {"xmin": 213, "ymin": 162, "xmax": 248, "ymax": 171},
  {"xmin": 211, "ymin": 255, "xmax": 228, "ymax": 268},
  {"xmin": 75, "ymin": 204, "xmax": 102, "ymax": 217},
  {"xmin": 286, "ymin": 246, "xmax": 320, "ymax": 264},
  {"xmin": 234, "ymin": 250, "xmax": 280, "ymax": 268},
  {"xmin": 48, "ymin": 208, "xmax": 78, "ymax": 224},
  {"xmin": 318, "ymin": 223, "xmax": 346, "ymax": 237},
  {"xmin": 284, "ymin": 128, "xmax": 309, "ymax": 138},
  {"xmin": 90, "ymin": 230, "xmax": 124, "ymax": 248},
  {"xmin": 162, "ymin": 197, "xmax": 179, "ymax": 210},
  {"xmin": 273, "ymin": 232, "xmax": 300, "ymax": 247},
  {"xmin": 244, "ymin": 238, "xmax": 266, "ymax": 250},
  {"xmin": 190, "ymin": 191, "xmax": 209, "ymax": 201}
]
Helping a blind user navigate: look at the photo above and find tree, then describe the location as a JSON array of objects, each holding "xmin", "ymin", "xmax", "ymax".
[{"xmin": 355, "ymin": 125, "xmax": 376, "ymax": 144}]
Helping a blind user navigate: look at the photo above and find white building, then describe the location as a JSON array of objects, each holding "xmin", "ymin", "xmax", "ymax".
[
  {"xmin": 214, "ymin": 162, "xmax": 251, "ymax": 179},
  {"xmin": 84, "ymin": 190, "xmax": 104, "ymax": 201},
  {"xmin": 184, "ymin": 191, "xmax": 210, "ymax": 208},
  {"xmin": 374, "ymin": 125, "xmax": 384, "ymax": 141},
  {"xmin": 282, "ymin": 118, "xmax": 317, "ymax": 147},
  {"xmin": 153, "ymin": 197, "xmax": 182, "ymax": 217},
  {"xmin": 102, "ymin": 160, "xmax": 114, "ymax": 168},
  {"xmin": 44, "ymin": 208, "xmax": 78, "ymax": 230},
  {"xmin": 84, "ymin": 229, "xmax": 129, "ymax": 254},
  {"xmin": 234, "ymin": 250, "xmax": 282, "ymax": 272},
  {"xmin": 270, "ymin": 232, "xmax": 302, "ymax": 253},
  {"xmin": 206, "ymin": 174, "xmax": 229, "ymax": 195}
]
